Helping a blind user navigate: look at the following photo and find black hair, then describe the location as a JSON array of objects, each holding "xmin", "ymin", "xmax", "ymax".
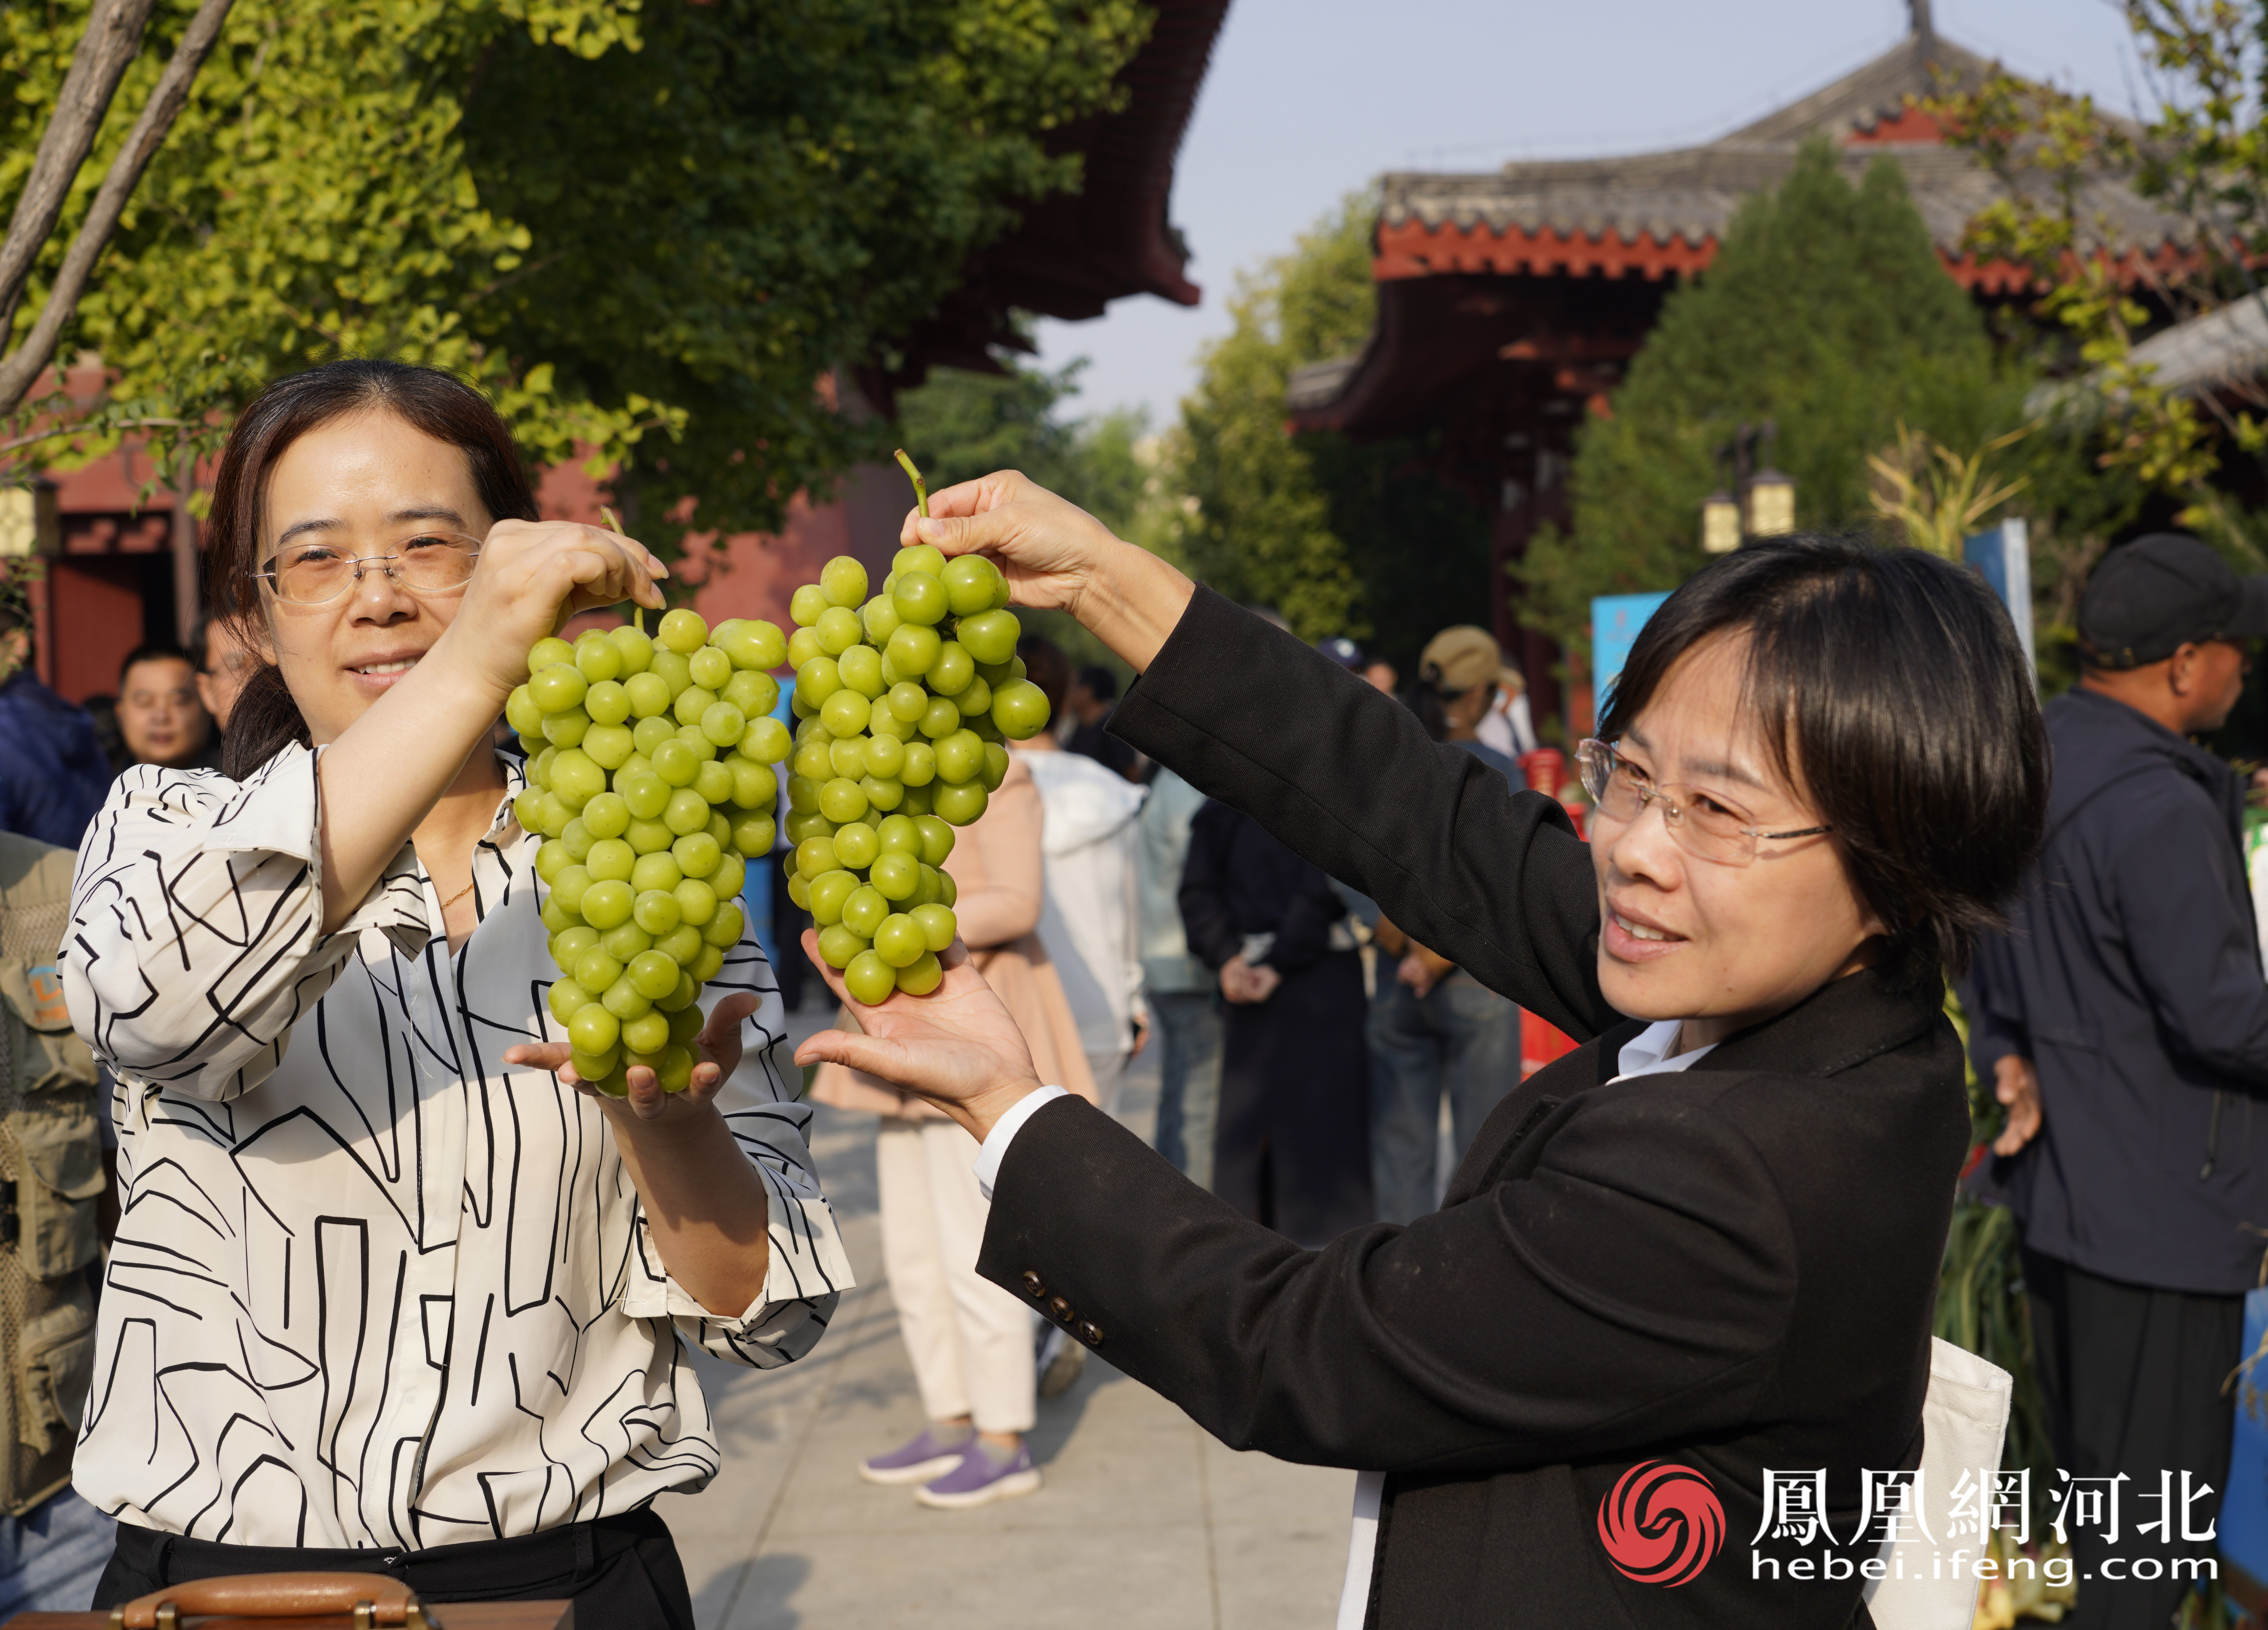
[
  {"xmin": 1017, "ymin": 635, "xmax": 1071, "ymax": 718},
  {"xmin": 82, "ymin": 694, "xmax": 129, "ymax": 774},
  {"xmin": 1074, "ymin": 665, "xmax": 1118, "ymax": 705},
  {"xmin": 118, "ymin": 644, "xmax": 195, "ymax": 686},
  {"xmin": 1595, "ymin": 533, "xmax": 2047, "ymax": 989},
  {"xmin": 206, "ymin": 360, "xmax": 539, "ymax": 779}
]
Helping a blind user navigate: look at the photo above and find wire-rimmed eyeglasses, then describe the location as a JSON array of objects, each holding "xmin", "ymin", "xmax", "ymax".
[
  {"xmin": 252, "ymin": 530, "xmax": 483, "ymax": 606},
  {"xmin": 1575, "ymin": 737, "xmax": 1830, "ymax": 867}
]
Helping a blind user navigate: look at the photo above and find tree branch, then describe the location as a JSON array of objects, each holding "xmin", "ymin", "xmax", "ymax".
[
  {"xmin": 0, "ymin": 0, "xmax": 237, "ymax": 415},
  {"xmin": 0, "ymin": 415, "xmax": 184, "ymax": 461},
  {"xmin": 0, "ymin": 0, "xmax": 158, "ymax": 342}
]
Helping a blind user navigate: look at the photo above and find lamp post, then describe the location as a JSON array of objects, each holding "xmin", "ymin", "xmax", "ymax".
[
  {"xmin": 1700, "ymin": 423, "xmax": 1795, "ymax": 551},
  {"xmin": 1743, "ymin": 462, "xmax": 1794, "ymax": 537},
  {"xmin": 1700, "ymin": 489, "xmax": 1742, "ymax": 554},
  {"xmin": 0, "ymin": 478, "xmax": 59, "ymax": 558}
]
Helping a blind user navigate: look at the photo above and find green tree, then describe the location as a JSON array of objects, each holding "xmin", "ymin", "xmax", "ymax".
[
  {"xmin": 895, "ymin": 350, "xmax": 1151, "ymax": 677},
  {"xmin": 2, "ymin": 0, "xmax": 1152, "ymax": 544},
  {"xmin": 1175, "ymin": 192, "xmax": 1490, "ymax": 661},
  {"xmin": 0, "ymin": 0, "xmax": 235, "ymax": 417},
  {"xmin": 1176, "ymin": 194, "xmax": 1373, "ymax": 641},
  {"xmin": 896, "ymin": 355, "xmax": 1146, "ymax": 531},
  {"xmin": 1520, "ymin": 141, "xmax": 2016, "ymax": 661}
]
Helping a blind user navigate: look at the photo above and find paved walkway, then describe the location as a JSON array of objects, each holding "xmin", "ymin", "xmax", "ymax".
[{"xmin": 662, "ymin": 1002, "xmax": 1356, "ymax": 1630}]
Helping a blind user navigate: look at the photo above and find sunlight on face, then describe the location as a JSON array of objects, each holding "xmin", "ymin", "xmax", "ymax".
[
  {"xmin": 259, "ymin": 411, "xmax": 492, "ymax": 746},
  {"xmin": 1588, "ymin": 634, "xmax": 1885, "ymax": 1049}
]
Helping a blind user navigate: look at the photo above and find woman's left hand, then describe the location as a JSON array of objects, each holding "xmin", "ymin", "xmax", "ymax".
[
  {"xmin": 505, "ymin": 990, "xmax": 763, "ymax": 1123},
  {"xmin": 792, "ymin": 933, "xmax": 1045, "ymax": 1142}
]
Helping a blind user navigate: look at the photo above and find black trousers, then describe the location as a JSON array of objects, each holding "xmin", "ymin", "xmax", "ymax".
[
  {"xmin": 94, "ymin": 1507, "xmax": 694, "ymax": 1630},
  {"xmin": 2024, "ymin": 1247, "xmax": 2241, "ymax": 1630},
  {"xmin": 1212, "ymin": 949, "xmax": 1372, "ymax": 1247}
]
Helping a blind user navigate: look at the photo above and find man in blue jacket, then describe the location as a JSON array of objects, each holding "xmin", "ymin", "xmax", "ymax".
[
  {"xmin": 0, "ymin": 594, "xmax": 111, "ymax": 850},
  {"xmin": 1965, "ymin": 533, "xmax": 2268, "ymax": 1630}
]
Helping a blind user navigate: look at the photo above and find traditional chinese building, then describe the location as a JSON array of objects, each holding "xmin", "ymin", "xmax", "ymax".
[
  {"xmin": 1284, "ymin": 2, "xmax": 2181, "ymax": 729},
  {"xmin": 26, "ymin": 0, "xmax": 1229, "ymax": 701}
]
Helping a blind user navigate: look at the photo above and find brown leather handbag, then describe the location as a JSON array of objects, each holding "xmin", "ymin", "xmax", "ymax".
[{"xmin": 0, "ymin": 1571, "xmax": 571, "ymax": 1630}]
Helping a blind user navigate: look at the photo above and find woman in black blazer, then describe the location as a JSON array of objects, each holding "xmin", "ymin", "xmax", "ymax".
[{"xmin": 796, "ymin": 476, "xmax": 2047, "ymax": 1629}]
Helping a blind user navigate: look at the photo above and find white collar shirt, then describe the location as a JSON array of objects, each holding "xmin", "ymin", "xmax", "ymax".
[{"xmin": 63, "ymin": 745, "xmax": 852, "ymax": 1549}]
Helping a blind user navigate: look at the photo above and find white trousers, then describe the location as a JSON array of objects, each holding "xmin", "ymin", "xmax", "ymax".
[{"xmin": 875, "ymin": 1117, "xmax": 1036, "ymax": 1435}]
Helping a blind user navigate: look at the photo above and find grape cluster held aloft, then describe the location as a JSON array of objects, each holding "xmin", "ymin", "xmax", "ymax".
[
  {"xmin": 781, "ymin": 541, "xmax": 1050, "ymax": 1005},
  {"xmin": 512, "ymin": 611, "xmax": 791, "ymax": 1096}
]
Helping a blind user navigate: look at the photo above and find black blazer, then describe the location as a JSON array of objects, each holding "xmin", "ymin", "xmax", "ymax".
[{"xmin": 977, "ymin": 590, "xmax": 1970, "ymax": 1628}]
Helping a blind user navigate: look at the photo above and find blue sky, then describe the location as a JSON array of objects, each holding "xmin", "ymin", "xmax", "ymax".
[{"xmin": 1030, "ymin": 0, "xmax": 2150, "ymax": 429}]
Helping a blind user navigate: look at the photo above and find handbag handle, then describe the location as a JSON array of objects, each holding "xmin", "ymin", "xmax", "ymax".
[{"xmin": 108, "ymin": 1572, "xmax": 443, "ymax": 1629}]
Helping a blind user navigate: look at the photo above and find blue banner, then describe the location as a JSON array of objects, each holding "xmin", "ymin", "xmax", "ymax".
[{"xmin": 1593, "ymin": 592, "xmax": 1673, "ymax": 713}]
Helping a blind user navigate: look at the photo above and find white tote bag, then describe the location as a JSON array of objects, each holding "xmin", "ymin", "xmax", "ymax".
[{"xmin": 1863, "ymin": 1337, "xmax": 2016, "ymax": 1630}]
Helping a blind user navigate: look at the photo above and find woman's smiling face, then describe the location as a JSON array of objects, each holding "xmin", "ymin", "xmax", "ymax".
[
  {"xmin": 1588, "ymin": 633, "xmax": 1884, "ymax": 1047},
  {"xmin": 259, "ymin": 410, "xmax": 494, "ymax": 747}
]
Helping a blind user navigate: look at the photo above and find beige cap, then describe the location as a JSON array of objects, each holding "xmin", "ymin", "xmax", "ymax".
[{"xmin": 1419, "ymin": 626, "xmax": 1502, "ymax": 694}]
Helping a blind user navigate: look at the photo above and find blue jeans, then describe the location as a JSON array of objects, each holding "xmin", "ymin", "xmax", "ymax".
[
  {"xmin": 1149, "ymin": 989, "xmax": 1224, "ymax": 1193},
  {"xmin": 1366, "ymin": 973, "xmax": 1519, "ymax": 1225},
  {"xmin": 0, "ymin": 1487, "xmax": 116, "ymax": 1619}
]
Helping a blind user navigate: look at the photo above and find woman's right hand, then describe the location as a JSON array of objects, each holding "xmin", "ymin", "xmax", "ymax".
[
  {"xmin": 443, "ymin": 518, "xmax": 669, "ymax": 697},
  {"xmin": 909, "ymin": 471, "xmax": 1195, "ymax": 673},
  {"xmin": 793, "ymin": 933, "xmax": 1047, "ymax": 1143}
]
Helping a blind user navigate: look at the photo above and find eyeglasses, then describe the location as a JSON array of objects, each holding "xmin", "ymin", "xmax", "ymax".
[
  {"xmin": 1576, "ymin": 737, "xmax": 1831, "ymax": 867},
  {"xmin": 252, "ymin": 530, "xmax": 482, "ymax": 606}
]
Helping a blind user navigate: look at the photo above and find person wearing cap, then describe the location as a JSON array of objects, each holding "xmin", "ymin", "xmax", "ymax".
[
  {"xmin": 1476, "ymin": 662, "xmax": 1540, "ymax": 761},
  {"xmin": 1364, "ymin": 628, "xmax": 1526, "ymax": 1222},
  {"xmin": 1961, "ymin": 532, "xmax": 2268, "ymax": 1629}
]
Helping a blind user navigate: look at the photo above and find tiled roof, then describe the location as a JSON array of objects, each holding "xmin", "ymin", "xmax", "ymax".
[
  {"xmin": 2127, "ymin": 296, "xmax": 2268, "ymax": 397},
  {"xmin": 1288, "ymin": 28, "xmax": 2192, "ymax": 432},
  {"xmin": 1374, "ymin": 34, "xmax": 2182, "ymax": 270},
  {"xmin": 1378, "ymin": 146, "xmax": 2180, "ymax": 266}
]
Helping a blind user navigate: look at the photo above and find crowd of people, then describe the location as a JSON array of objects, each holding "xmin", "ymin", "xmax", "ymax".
[
  {"xmin": 8, "ymin": 362, "xmax": 2266, "ymax": 1630},
  {"xmin": 0, "ymin": 587, "xmax": 254, "ymax": 1620}
]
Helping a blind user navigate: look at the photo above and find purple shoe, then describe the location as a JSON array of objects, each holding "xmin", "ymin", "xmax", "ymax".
[
  {"xmin": 859, "ymin": 1425, "xmax": 973, "ymax": 1486},
  {"xmin": 915, "ymin": 1439, "xmax": 1042, "ymax": 1509}
]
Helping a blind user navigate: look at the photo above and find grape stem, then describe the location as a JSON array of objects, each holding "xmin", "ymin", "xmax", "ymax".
[
  {"xmin": 600, "ymin": 504, "xmax": 642, "ymax": 636},
  {"xmin": 893, "ymin": 449, "xmax": 929, "ymax": 520}
]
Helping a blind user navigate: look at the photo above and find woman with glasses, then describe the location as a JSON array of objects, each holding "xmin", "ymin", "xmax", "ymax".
[
  {"xmin": 792, "ymin": 473, "xmax": 2048, "ymax": 1628},
  {"xmin": 61, "ymin": 361, "xmax": 848, "ymax": 1628}
]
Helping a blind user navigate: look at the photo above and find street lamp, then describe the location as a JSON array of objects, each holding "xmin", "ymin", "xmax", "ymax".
[
  {"xmin": 1742, "ymin": 464, "xmax": 1795, "ymax": 537},
  {"xmin": 1700, "ymin": 423, "xmax": 1795, "ymax": 550},
  {"xmin": 0, "ymin": 478, "xmax": 58, "ymax": 558}
]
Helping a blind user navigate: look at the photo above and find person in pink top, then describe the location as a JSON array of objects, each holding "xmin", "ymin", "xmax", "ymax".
[{"xmin": 809, "ymin": 754, "xmax": 1094, "ymax": 1509}]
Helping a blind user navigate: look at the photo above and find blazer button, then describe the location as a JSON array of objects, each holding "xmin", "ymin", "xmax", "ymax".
[
  {"xmin": 1022, "ymin": 1271, "xmax": 1047, "ymax": 1299},
  {"xmin": 1048, "ymin": 1296, "xmax": 1074, "ymax": 1324},
  {"xmin": 1078, "ymin": 1321, "xmax": 1104, "ymax": 1348}
]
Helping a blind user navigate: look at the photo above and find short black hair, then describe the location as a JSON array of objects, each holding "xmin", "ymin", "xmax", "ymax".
[
  {"xmin": 119, "ymin": 644, "xmax": 195, "ymax": 686},
  {"xmin": 1017, "ymin": 636, "xmax": 1071, "ymax": 717},
  {"xmin": 1597, "ymin": 534, "xmax": 2047, "ymax": 989},
  {"xmin": 1074, "ymin": 665, "xmax": 1118, "ymax": 704}
]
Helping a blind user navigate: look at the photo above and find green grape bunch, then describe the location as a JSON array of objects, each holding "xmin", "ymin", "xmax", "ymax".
[
  {"xmin": 779, "ymin": 450, "xmax": 1053, "ymax": 1007},
  {"xmin": 509, "ymin": 602, "xmax": 794, "ymax": 1098}
]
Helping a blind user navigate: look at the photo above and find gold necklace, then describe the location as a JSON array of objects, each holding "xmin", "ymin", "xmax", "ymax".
[{"xmin": 438, "ymin": 878, "xmax": 477, "ymax": 911}]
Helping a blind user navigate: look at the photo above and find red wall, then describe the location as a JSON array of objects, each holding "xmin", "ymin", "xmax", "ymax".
[{"xmin": 38, "ymin": 447, "xmax": 906, "ymax": 701}]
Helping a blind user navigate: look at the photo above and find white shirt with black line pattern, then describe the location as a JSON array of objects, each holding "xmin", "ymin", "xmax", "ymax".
[{"xmin": 62, "ymin": 746, "xmax": 853, "ymax": 1549}]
